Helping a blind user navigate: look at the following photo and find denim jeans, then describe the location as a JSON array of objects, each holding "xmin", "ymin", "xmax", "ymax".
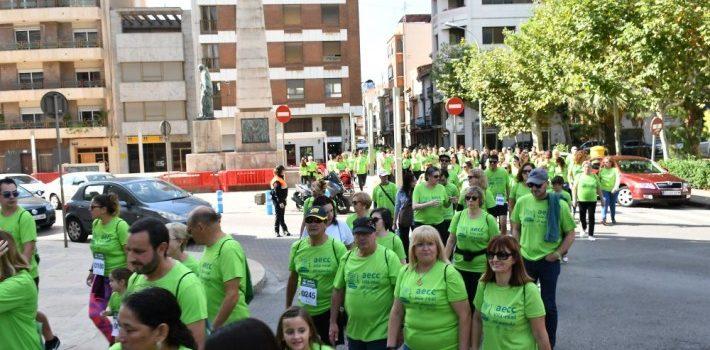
[
  {"xmin": 524, "ymin": 258, "xmax": 561, "ymax": 348},
  {"xmin": 601, "ymin": 190, "xmax": 618, "ymax": 221}
]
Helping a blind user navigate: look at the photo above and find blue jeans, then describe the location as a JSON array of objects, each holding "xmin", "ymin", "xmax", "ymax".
[
  {"xmin": 524, "ymin": 258, "xmax": 561, "ymax": 348},
  {"xmin": 601, "ymin": 191, "xmax": 618, "ymax": 221}
]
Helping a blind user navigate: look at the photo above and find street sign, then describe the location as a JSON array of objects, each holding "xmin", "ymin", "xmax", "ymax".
[
  {"xmin": 651, "ymin": 117, "xmax": 663, "ymax": 136},
  {"xmin": 40, "ymin": 91, "xmax": 69, "ymax": 118},
  {"xmin": 446, "ymin": 97, "xmax": 465, "ymax": 116},
  {"xmin": 160, "ymin": 120, "xmax": 172, "ymax": 137},
  {"xmin": 276, "ymin": 105, "xmax": 291, "ymax": 123}
]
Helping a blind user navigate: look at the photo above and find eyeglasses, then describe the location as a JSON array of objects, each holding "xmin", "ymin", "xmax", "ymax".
[
  {"xmin": 465, "ymin": 195, "xmax": 479, "ymax": 202},
  {"xmin": 527, "ymin": 183, "xmax": 543, "ymax": 189},
  {"xmin": 90, "ymin": 205, "xmax": 104, "ymax": 210},
  {"xmin": 432, "ymin": 175, "xmax": 440, "ymax": 179},
  {"xmin": 487, "ymin": 251, "xmax": 512, "ymax": 260},
  {"xmin": 305, "ymin": 217, "xmax": 326, "ymax": 224},
  {"xmin": 489, "ymin": 160, "xmax": 499, "ymax": 163},
  {"xmin": 1, "ymin": 190, "xmax": 19, "ymax": 199},
  {"xmin": 369, "ymin": 217, "xmax": 380, "ymax": 223},
  {"xmin": 522, "ymin": 169, "xmax": 532, "ymax": 174}
]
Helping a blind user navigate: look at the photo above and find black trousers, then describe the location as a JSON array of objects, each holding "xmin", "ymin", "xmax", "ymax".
[
  {"xmin": 357, "ymin": 174, "xmax": 367, "ymax": 191},
  {"xmin": 311, "ymin": 310, "xmax": 346, "ymax": 346},
  {"xmin": 398, "ymin": 225, "xmax": 411, "ymax": 259},
  {"xmin": 456, "ymin": 269, "xmax": 482, "ymax": 306},
  {"xmin": 274, "ymin": 201, "xmax": 289, "ymax": 234},
  {"xmin": 413, "ymin": 221, "xmax": 450, "ymax": 246},
  {"xmin": 578, "ymin": 201, "xmax": 597, "ymax": 236}
]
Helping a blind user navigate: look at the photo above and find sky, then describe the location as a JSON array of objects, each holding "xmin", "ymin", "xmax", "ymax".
[{"xmin": 144, "ymin": 0, "xmax": 432, "ymax": 85}]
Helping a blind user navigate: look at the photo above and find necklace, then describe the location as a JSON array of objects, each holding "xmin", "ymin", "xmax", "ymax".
[{"xmin": 416, "ymin": 265, "xmax": 431, "ymax": 286}]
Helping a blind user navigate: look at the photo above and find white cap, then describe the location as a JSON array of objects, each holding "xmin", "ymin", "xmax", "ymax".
[{"xmin": 377, "ymin": 170, "xmax": 389, "ymax": 177}]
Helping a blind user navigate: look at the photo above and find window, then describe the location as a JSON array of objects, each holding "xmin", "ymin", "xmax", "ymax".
[
  {"xmin": 144, "ymin": 101, "xmax": 164, "ymax": 120},
  {"xmin": 73, "ymin": 30, "xmax": 98, "ymax": 47},
  {"xmin": 322, "ymin": 117, "xmax": 342, "ymax": 136},
  {"xmin": 21, "ymin": 112, "xmax": 43, "ymax": 124},
  {"xmin": 82, "ymin": 185, "xmax": 106, "ymax": 201},
  {"xmin": 284, "ymin": 118, "xmax": 313, "ymax": 133},
  {"xmin": 322, "ymin": 4, "xmax": 340, "ymax": 26},
  {"xmin": 449, "ymin": 27, "xmax": 465, "ymax": 44},
  {"xmin": 202, "ymin": 44, "xmax": 220, "ymax": 71},
  {"xmin": 395, "ymin": 38, "xmax": 403, "ymax": 53},
  {"xmin": 18, "ymin": 72, "xmax": 43, "ymax": 89},
  {"xmin": 124, "ymin": 102, "xmax": 144, "ymax": 121},
  {"xmin": 283, "ymin": 5, "xmax": 301, "ymax": 26},
  {"xmin": 284, "ymin": 42, "xmax": 303, "ymax": 64},
  {"xmin": 162, "ymin": 62, "xmax": 183, "ymax": 81},
  {"xmin": 142, "ymin": 62, "xmax": 162, "ymax": 82},
  {"xmin": 483, "ymin": 0, "xmax": 532, "ymax": 4},
  {"xmin": 448, "ymin": 0, "xmax": 465, "ymax": 8},
  {"xmin": 79, "ymin": 109, "xmax": 101, "ymax": 124},
  {"xmin": 121, "ymin": 62, "xmax": 182, "ymax": 82},
  {"xmin": 123, "ymin": 102, "xmax": 185, "ymax": 121},
  {"xmin": 76, "ymin": 71, "xmax": 101, "ymax": 87},
  {"xmin": 200, "ymin": 6, "xmax": 217, "ymax": 33},
  {"xmin": 396, "ymin": 62, "xmax": 404, "ymax": 76},
  {"xmin": 482, "ymin": 26, "xmax": 515, "ymax": 44},
  {"xmin": 325, "ymin": 79, "xmax": 342, "ymax": 98},
  {"xmin": 387, "ymin": 66, "xmax": 393, "ymax": 80},
  {"xmin": 15, "ymin": 28, "xmax": 40, "ymax": 49},
  {"xmin": 323, "ymin": 42, "xmax": 341, "ymax": 62},
  {"xmin": 287, "ymin": 79, "xmax": 305, "ymax": 100}
]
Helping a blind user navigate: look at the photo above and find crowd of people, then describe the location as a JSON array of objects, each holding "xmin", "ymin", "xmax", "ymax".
[{"xmin": 0, "ymin": 142, "xmax": 620, "ymax": 350}]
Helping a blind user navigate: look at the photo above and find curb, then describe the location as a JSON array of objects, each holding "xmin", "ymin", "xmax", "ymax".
[
  {"xmin": 689, "ymin": 194, "xmax": 710, "ymax": 207},
  {"xmin": 248, "ymin": 258, "xmax": 267, "ymax": 294}
]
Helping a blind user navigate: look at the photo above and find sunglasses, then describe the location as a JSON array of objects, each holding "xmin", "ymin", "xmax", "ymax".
[
  {"xmin": 489, "ymin": 160, "xmax": 499, "ymax": 163},
  {"xmin": 369, "ymin": 217, "xmax": 380, "ymax": 223},
  {"xmin": 305, "ymin": 217, "xmax": 326, "ymax": 224},
  {"xmin": 527, "ymin": 183, "xmax": 543, "ymax": 189},
  {"xmin": 1, "ymin": 190, "xmax": 19, "ymax": 199},
  {"xmin": 432, "ymin": 175, "xmax": 440, "ymax": 179},
  {"xmin": 522, "ymin": 169, "xmax": 532, "ymax": 174},
  {"xmin": 465, "ymin": 196, "xmax": 479, "ymax": 202},
  {"xmin": 487, "ymin": 251, "xmax": 512, "ymax": 260}
]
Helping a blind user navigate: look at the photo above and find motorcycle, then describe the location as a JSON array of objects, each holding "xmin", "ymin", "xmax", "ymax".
[
  {"xmin": 291, "ymin": 183, "xmax": 312, "ymax": 210},
  {"xmin": 324, "ymin": 172, "xmax": 351, "ymax": 214}
]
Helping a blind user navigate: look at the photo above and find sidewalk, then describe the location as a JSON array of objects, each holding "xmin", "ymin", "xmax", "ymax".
[{"xmin": 689, "ymin": 189, "xmax": 710, "ymax": 207}]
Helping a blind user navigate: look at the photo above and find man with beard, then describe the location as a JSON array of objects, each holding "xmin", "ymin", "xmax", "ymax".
[{"xmin": 125, "ymin": 217, "xmax": 208, "ymax": 349}]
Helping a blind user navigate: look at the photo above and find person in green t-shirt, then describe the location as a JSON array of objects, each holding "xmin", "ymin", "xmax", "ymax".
[
  {"xmin": 445, "ymin": 186, "xmax": 500, "ymax": 305},
  {"xmin": 439, "ymin": 170, "xmax": 460, "ymax": 237},
  {"xmin": 329, "ymin": 217, "xmax": 402, "ymax": 347},
  {"xmin": 347, "ymin": 192, "xmax": 372, "ymax": 230},
  {"xmin": 402, "ymin": 149, "xmax": 412, "ymax": 171},
  {"xmin": 166, "ymin": 223, "xmax": 200, "ymax": 274},
  {"xmin": 382, "ymin": 151, "xmax": 394, "ymax": 178},
  {"xmin": 471, "ymin": 235, "xmax": 551, "ymax": 350},
  {"xmin": 125, "ymin": 217, "xmax": 208, "ymax": 348},
  {"xmin": 598, "ymin": 157, "xmax": 621, "ymax": 226},
  {"xmin": 386, "ymin": 225, "xmax": 471, "ymax": 350},
  {"xmin": 372, "ymin": 171, "xmax": 398, "ymax": 219},
  {"xmin": 300, "ymin": 157, "xmax": 310, "ymax": 184},
  {"xmin": 511, "ymin": 168, "xmax": 576, "ymax": 348},
  {"xmin": 278, "ymin": 306, "xmax": 335, "ymax": 350},
  {"xmin": 459, "ymin": 168, "xmax": 496, "ymax": 210},
  {"xmin": 287, "ymin": 206, "xmax": 348, "ymax": 346},
  {"xmin": 113, "ymin": 287, "xmax": 197, "ymax": 350},
  {"xmin": 307, "ymin": 156, "xmax": 319, "ymax": 180},
  {"xmin": 188, "ymin": 207, "xmax": 250, "ymax": 330},
  {"xmin": 355, "ymin": 150, "xmax": 370, "ymax": 191},
  {"xmin": 484, "ymin": 153, "xmax": 511, "ymax": 235},
  {"xmin": 0, "ymin": 231, "xmax": 43, "ymax": 350},
  {"xmin": 371, "ymin": 208, "xmax": 407, "ymax": 263},
  {"xmin": 509, "ymin": 163, "xmax": 535, "ymax": 214},
  {"xmin": 0, "ymin": 177, "xmax": 60, "ymax": 349},
  {"xmin": 104, "ymin": 268, "xmax": 131, "ymax": 317},
  {"xmin": 335, "ymin": 154, "xmax": 348, "ymax": 172},
  {"xmin": 572, "ymin": 161, "xmax": 604, "ymax": 240},
  {"xmin": 412, "ymin": 167, "xmax": 452, "ymax": 242}
]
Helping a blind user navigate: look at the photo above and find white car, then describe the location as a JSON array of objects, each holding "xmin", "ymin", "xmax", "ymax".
[
  {"xmin": 45, "ymin": 172, "xmax": 115, "ymax": 209},
  {"xmin": 0, "ymin": 173, "xmax": 47, "ymax": 196}
]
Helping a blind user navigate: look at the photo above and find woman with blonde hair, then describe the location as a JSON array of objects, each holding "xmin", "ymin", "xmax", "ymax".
[
  {"xmin": 387, "ymin": 225, "xmax": 470, "ymax": 350},
  {"xmin": 166, "ymin": 223, "xmax": 200, "ymax": 274},
  {"xmin": 0, "ymin": 230, "xmax": 42, "ymax": 350}
]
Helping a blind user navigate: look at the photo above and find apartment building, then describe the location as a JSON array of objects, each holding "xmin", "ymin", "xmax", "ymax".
[
  {"xmin": 107, "ymin": 7, "xmax": 196, "ymax": 173},
  {"xmin": 192, "ymin": 0, "xmax": 362, "ymax": 165}
]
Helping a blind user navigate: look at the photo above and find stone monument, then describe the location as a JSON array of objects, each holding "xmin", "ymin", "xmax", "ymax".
[
  {"xmin": 223, "ymin": 0, "xmax": 281, "ymax": 169},
  {"xmin": 185, "ymin": 64, "xmax": 223, "ymax": 172}
]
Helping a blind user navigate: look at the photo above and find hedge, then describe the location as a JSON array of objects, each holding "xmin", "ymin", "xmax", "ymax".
[{"xmin": 658, "ymin": 158, "xmax": 710, "ymax": 190}]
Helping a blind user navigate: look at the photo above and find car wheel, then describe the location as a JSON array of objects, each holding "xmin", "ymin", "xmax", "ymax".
[
  {"xmin": 66, "ymin": 217, "xmax": 88, "ymax": 242},
  {"xmin": 617, "ymin": 186, "xmax": 635, "ymax": 207},
  {"xmin": 50, "ymin": 194, "xmax": 61, "ymax": 210}
]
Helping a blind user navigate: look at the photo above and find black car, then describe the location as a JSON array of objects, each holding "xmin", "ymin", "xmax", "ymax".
[
  {"xmin": 64, "ymin": 177, "xmax": 211, "ymax": 242},
  {"xmin": 16, "ymin": 185, "xmax": 56, "ymax": 229},
  {"xmin": 621, "ymin": 140, "xmax": 652, "ymax": 157}
]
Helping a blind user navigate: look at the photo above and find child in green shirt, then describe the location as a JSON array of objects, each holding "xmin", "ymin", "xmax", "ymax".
[{"xmin": 103, "ymin": 268, "xmax": 131, "ymax": 318}]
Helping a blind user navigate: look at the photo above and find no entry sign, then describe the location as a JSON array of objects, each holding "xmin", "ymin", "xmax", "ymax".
[
  {"xmin": 276, "ymin": 105, "xmax": 291, "ymax": 123},
  {"xmin": 650, "ymin": 117, "xmax": 663, "ymax": 136},
  {"xmin": 446, "ymin": 97, "xmax": 465, "ymax": 116}
]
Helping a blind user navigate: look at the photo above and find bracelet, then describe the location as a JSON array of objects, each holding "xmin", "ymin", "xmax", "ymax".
[{"xmin": 553, "ymin": 251, "xmax": 562, "ymax": 260}]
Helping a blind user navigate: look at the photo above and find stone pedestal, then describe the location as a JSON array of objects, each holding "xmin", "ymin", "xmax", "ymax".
[
  {"xmin": 224, "ymin": 150, "xmax": 283, "ymax": 170},
  {"xmin": 185, "ymin": 153, "xmax": 224, "ymax": 172},
  {"xmin": 191, "ymin": 119, "xmax": 222, "ymax": 153}
]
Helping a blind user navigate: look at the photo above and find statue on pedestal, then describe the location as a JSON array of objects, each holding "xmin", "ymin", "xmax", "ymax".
[{"xmin": 197, "ymin": 64, "xmax": 214, "ymax": 120}]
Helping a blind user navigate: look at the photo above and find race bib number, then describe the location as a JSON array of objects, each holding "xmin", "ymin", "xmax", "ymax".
[
  {"xmin": 111, "ymin": 316, "xmax": 120, "ymax": 337},
  {"xmin": 496, "ymin": 194, "xmax": 505, "ymax": 206},
  {"xmin": 299, "ymin": 279, "xmax": 318, "ymax": 306},
  {"xmin": 92, "ymin": 253, "xmax": 106, "ymax": 276}
]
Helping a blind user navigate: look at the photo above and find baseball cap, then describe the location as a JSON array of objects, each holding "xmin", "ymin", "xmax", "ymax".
[
  {"xmin": 526, "ymin": 168, "xmax": 548, "ymax": 186},
  {"xmin": 352, "ymin": 217, "xmax": 376, "ymax": 235},
  {"xmin": 377, "ymin": 169, "xmax": 389, "ymax": 177},
  {"xmin": 305, "ymin": 206, "xmax": 328, "ymax": 221}
]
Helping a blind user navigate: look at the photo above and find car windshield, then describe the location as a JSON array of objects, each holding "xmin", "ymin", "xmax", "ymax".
[
  {"xmin": 125, "ymin": 180, "xmax": 189, "ymax": 203},
  {"xmin": 618, "ymin": 160, "xmax": 664, "ymax": 174},
  {"xmin": 87, "ymin": 174, "xmax": 115, "ymax": 181},
  {"xmin": 10, "ymin": 175, "xmax": 39, "ymax": 184},
  {"xmin": 16, "ymin": 185, "xmax": 34, "ymax": 198}
]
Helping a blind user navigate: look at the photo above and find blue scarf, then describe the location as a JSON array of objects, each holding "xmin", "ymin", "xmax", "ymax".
[{"xmin": 546, "ymin": 192, "xmax": 562, "ymax": 242}]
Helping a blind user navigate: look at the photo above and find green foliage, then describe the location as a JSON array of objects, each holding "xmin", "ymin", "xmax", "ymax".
[
  {"xmin": 554, "ymin": 144, "xmax": 570, "ymax": 153},
  {"xmin": 658, "ymin": 158, "xmax": 710, "ymax": 190}
]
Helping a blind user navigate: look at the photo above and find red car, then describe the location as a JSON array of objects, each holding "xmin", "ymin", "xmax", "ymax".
[{"xmin": 591, "ymin": 156, "xmax": 691, "ymax": 207}]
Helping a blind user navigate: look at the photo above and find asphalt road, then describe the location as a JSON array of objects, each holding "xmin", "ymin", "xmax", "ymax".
[{"xmin": 34, "ymin": 191, "xmax": 710, "ymax": 349}]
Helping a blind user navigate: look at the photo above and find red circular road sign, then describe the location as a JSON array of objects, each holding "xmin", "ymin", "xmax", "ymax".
[
  {"xmin": 446, "ymin": 97, "xmax": 465, "ymax": 116},
  {"xmin": 650, "ymin": 117, "xmax": 663, "ymax": 136},
  {"xmin": 275, "ymin": 105, "xmax": 291, "ymax": 123}
]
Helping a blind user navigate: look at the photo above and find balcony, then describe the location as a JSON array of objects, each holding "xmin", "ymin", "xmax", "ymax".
[
  {"xmin": 0, "ymin": 118, "xmax": 105, "ymax": 130},
  {"xmin": 0, "ymin": 1, "xmax": 100, "ymax": 24},
  {"xmin": 0, "ymin": 117, "xmax": 107, "ymax": 140},
  {"xmin": 0, "ymin": 40, "xmax": 103, "ymax": 63},
  {"xmin": 0, "ymin": 79, "xmax": 106, "ymax": 103},
  {"xmin": 0, "ymin": 0, "xmax": 98, "ymax": 9},
  {"xmin": 200, "ymin": 19, "xmax": 217, "ymax": 34}
]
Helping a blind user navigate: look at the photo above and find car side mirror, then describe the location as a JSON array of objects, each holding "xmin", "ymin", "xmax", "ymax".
[
  {"xmin": 119, "ymin": 200, "xmax": 129, "ymax": 207},
  {"xmin": 73, "ymin": 179, "xmax": 85, "ymax": 185}
]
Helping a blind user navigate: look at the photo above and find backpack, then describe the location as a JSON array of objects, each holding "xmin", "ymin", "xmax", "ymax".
[
  {"xmin": 218, "ymin": 238, "xmax": 254, "ymax": 304},
  {"xmin": 398, "ymin": 195, "xmax": 414, "ymax": 228}
]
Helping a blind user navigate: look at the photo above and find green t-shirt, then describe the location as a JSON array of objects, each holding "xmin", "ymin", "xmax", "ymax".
[
  {"xmin": 443, "ymin": 183, "xmax": 459, "ymax": 220},
  {"xmin": 551, "ymin": 164, "xmax": 568, "ymax": 183},
  {"xmin": 0, "ymin": 207, "xmax": 38, "ymax": 278},
  {"xmin": 90, "ymin": 217, "xmax": 129, "ymax": 276},
  {"xmin": 510, "ymin": 195, "xmax": 576, "ymax": 261},
  {"xmin": 199, "ymin": 235, "xmax": 250, "ymax": 325},
  {"xmin": 333, "ymin": 246, "xmax": 401, "ymax": 341},
  {"xmin": 0, "ymin": 270, "xmax": 42, "ymax": 350},
  {"xmin": 448, "ymin": 210, "xmax": 500, "ymax": 272},
  {"xmin": 307, "ymin": 161, "xmax": 318, "ymax": 173},
  {"xmin": 458, "ymin": 186, "xmax": 496, "ymax": 209},
  {"xmin": 598, "ymin": 167, "xmax": 619, "ymax": 192},
  {"xmin": 126, "ymin": 261, "xmax": 208, "ymax": 325},
  {"xmin": 376, "ymin": 231, "xmax": 406, "ymax": 261},
  {"xmin": 510, "ymin": 181, "xmax": 532, "ymax": 204},
  {"xmin": 411, "ymin": 156, "xmax": 422, "ymax": 171},
  {"xmin": 372, "ymin": 182, "xmax": 398, "ymax": 217},
  {"xmin": 395, "ymin": 261, "xmax": 468, "ymax": 350},
  {"xmin": 356, "ymin": 156, "xmax": 369, "ymax": 175},
  {"xmin": 299, "ymin": 164, "xmax": 309, "ymax": 176},
  {"xmin": 574, "ymin": 173, "xmax": 600, "ymax": 202},
  {"xmin": 473, "ymin": 281, "xmax": 546, "ymax": 350},
  {"xmin": 569, "ymin": 164, "xmax": 584, "ymax": 183},
  {"xmin": 327, "ymin": 160, "xmax": 337, "ymax": 173},
  {"xmin": 181, "ymin": 254, "xmax": 201, "ymax": 275},
  {"xmin": 449, "ymin": 164, "xmax": 462, "ymax": 185},
  {"xmin": 289, "ymin": 237, "xmax": 347, "ymax": 316},
  {"xmin": 336, "ymin": 160, "xmax": 348, "ymax": 171},
  {"xmin": 485, "ymin": 168, "xmax": 510, "ymax": 201},
  {"xmin": 412, "ymin": 183, "xmax": 449, "ymax": 225},
  {"xmin": 110, "ymin": 344, "xmax": 192, "ymax": 350},
  {"xmin": 108, "ymin": 291, "xmax": 122, "ymax": 316},
  {"xmin": 382, "ymin": 156, "xmax": 394, "ymax": 175},
  {"xmin": 402, "ymin": 158, "xmax": 412, "ymax": 170},
  {"xmin": 548, "ymin": 190, "xmax": 572, "ymax": 204}
]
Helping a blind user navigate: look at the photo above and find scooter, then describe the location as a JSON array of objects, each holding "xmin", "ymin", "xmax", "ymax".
[
  {"xmin": 324, "ymin": 172, "xmax": 351, "ymax": 214},
  {"xmin": 291, "ymin": 183, "xmax": 312, "ymax": 210}
]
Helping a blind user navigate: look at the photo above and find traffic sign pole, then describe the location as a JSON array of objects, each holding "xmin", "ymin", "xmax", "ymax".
[
  {"xmin": 445, "ymin": 97, "xmax": 464, "ymax": 149},
  {"xmin": 275, "ymin": 105, "xmax": 292, "ymax": 166},
  {"xmin": 53, "ymin": 94, "xmax": 68, "ymax": 248}
]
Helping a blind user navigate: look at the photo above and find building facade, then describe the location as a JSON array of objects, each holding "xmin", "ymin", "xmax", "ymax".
[{"xmin": 192, "ymin": 0, "xmax": 362, "ymax": 165}]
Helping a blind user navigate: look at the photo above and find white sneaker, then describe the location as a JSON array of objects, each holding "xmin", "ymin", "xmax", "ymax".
[
  {"xmin": 588, "ymin": 236, "xmax": 596, "ymax": 241},
  {"xmin": 562, "ymin": 256, "xmax": 569, "ymax": 263}
]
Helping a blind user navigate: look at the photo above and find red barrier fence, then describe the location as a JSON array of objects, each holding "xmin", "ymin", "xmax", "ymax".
[
  {"xmin": 160, "ymin": 169, "xmax": 272, "ymax": 193},
  {"xmin": 32, "ymin": 172, "xmax": 59, "ymax": 183}
]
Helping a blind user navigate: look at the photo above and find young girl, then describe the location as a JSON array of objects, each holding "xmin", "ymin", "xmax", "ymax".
[
  {"xmin": 277, "ymin": 306, "xmax": 333, "ymax": 350},
  {"xmin": 102, "ymin": 268, "xmax": 132, "ymax": 339}
]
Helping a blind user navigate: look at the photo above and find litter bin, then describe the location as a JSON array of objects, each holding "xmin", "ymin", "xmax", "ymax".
[{"xmin": 254, "ymin": 192, "xmax": 265, "ymax": 205}]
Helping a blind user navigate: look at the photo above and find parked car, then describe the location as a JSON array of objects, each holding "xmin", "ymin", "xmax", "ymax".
[
  {"xmin": 621, "ymin": 140, "xmax": 652, "ymax": 157},
  {"xmin": 45, "ymin": 172, "xmax": 115, "ymax": 209},
  {"xmin": 15, "ymin": 185, "xmax": 56, "ymax": 229},
  {"xmin": 579, "ymin": 140, "xmax": 603, "ymax": 151},
  {"xmin": 0, "ymin": 173, "xmax": 47, "ymax": 197},
  {"xmin": 63, "ymin": 177, "xmax": 211, "ymax": 242},
  {"xmin": 591, "ymin": 155, "xmax": 691, "ymax": 207},
  {"xmin": 700, "ymin": 140, "xmax": 710, "ymax": 157}
]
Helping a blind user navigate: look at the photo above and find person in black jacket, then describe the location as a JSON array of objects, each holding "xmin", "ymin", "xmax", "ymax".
[{"xmin": 271, "ymin": 165, "xmax": 291, "ymax": 237}]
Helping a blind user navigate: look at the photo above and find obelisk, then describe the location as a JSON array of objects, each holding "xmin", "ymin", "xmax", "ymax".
[{"xmin": 224, "ymin": 0, "xmax": 281, "ymax": 169}]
